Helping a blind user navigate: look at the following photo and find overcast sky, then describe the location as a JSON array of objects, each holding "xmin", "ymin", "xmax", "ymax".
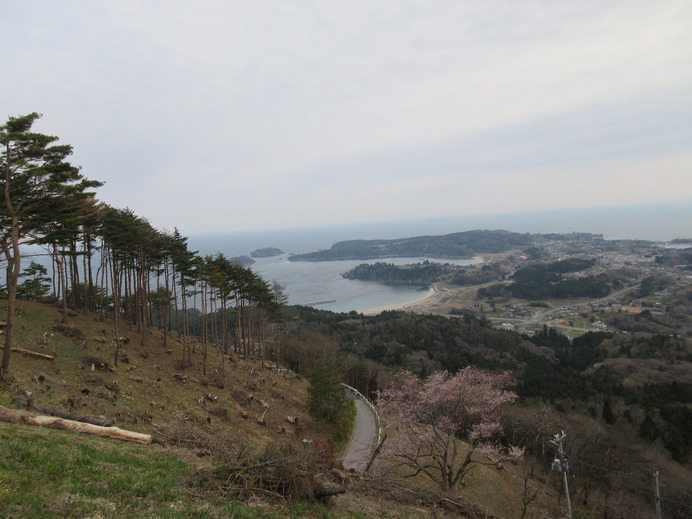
[{"xmin": 2, "ymin": 1, "xmax": 691, "ymax": 235}]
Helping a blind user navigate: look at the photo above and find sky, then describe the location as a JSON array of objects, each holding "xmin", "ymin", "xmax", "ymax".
[{"xmin": 2, "ymin": 1, "xmax": 691, "ymax": 235}]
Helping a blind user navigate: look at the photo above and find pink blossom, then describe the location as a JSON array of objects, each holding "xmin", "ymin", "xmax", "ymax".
[{"xmin": 375, "ymin": 367, "xmax": 520, "ymax": 493}]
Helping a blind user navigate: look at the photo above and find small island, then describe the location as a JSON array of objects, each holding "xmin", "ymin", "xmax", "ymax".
[
  {"xmin": 250, "ymin": 247, "xmax": 284, "ymax": 258},
  {"xmin": 230, "ymin": 255, "xmax": 255, "ymax": 266}
]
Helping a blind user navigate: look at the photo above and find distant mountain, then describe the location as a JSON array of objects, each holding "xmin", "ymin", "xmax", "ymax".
[{"xmin": 288, "ymin": 229, "xmax": 532, "ymax": 261}]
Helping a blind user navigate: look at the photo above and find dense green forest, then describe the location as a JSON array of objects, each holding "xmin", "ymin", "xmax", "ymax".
[
  {"xmin": 341, "ymin": 259, "xmax": 509, "ymax": 287},
  {"xmin": 343, "ymin": 256, "xmax": 615, "ymax": 300}
]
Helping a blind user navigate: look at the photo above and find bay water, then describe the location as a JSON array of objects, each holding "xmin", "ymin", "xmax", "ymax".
[{"xmin": 188, "ymin": 201, "xmax": 692, "ymax": 313}]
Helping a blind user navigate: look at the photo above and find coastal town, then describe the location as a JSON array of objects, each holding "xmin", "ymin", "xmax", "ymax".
[{"xmin": 382, "ymin": 233, "xmax": 692, "ymax": 338}]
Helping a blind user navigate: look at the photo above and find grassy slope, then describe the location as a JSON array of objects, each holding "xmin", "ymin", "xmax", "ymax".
[{"xmin": 0, "ymin": 300, "xmax": 553, "ymax": 518}]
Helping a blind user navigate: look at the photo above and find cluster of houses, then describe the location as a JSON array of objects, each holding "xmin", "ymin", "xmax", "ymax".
[{"xmin": 483, "ymin": 234, "xmax": 692, "ymax": 335}]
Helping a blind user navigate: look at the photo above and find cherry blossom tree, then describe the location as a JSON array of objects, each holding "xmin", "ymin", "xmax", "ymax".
[{"xmin": 376, "ymin": 367, "xmax": 523, "ymax": 493}]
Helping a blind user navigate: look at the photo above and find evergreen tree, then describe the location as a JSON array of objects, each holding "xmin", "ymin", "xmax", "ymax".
[
  {"xmin": 307, "ymin": 364, "xmax": 346, "ymax": 422},
  {"xmin": 1, "ymin": 113, "xmax": 101, "ymax": 371},
  {"xmin": 17, "ymin": 261, "xmax": 51, "ymax": 301}
]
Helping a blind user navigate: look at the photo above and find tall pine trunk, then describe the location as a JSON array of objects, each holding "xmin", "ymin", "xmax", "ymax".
[{"xmin": 1, "ymin": 215, "xmax": 21, "ymax": 372}]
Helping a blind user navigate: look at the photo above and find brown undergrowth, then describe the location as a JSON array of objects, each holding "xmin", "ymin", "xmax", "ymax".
[{"xmin": 0, "ymin": 300, "xmax": 547, "ymax": 518}]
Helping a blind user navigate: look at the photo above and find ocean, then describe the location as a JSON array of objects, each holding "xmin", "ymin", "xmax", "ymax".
[{"xmin": 189, "ymin": 201, "xmax": 692, "ymax": 313}]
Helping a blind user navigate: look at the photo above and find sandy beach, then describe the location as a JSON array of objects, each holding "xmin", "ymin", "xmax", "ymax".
[
  {"xmin": 358, "ymin": 255, "xmax": 500, "ymax": 315},
  {"xmin": 360, "ymin": 285, "xmax": 438, "ymax": 315},
  {"xmin": 359, "ymin": 279, "xmax": 489, "ymax": 316}
]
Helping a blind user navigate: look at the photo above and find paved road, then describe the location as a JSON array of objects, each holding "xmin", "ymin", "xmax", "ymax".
[{"xmin": 342, "ymin": 397, "xmax": 377, "ymax": 472}]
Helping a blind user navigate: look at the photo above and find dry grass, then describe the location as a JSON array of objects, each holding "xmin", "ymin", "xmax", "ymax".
[{"xmin": 0, "ymin": 300, "xmax": 321, "ymax": 448}]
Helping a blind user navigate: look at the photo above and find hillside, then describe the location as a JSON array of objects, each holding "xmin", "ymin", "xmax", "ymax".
[
  {"xmin": 0, "ymin": 300, "xmax": 328, "ymax": 517},
  {"xmin": 3, "ymin": 299, "xmax": 690, "ymax": 518},
  {"xmin": 288, "ymin": 305, "xmax": 692, "ymax": 519},
  {"xmin": 288, "ymin": 229, "xmax": 532, "ymax": 261},
  {"xmin": 0, "ymin": 300, "xmax": 547, "ymax": 518},
  {"xmin": 0, "ymin": 301, "xmax": 318, "ymax": 445}
]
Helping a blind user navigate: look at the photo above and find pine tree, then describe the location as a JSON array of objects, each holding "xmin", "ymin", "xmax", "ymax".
[
  {"xmin": 307, "ymin": 364, "xmax": 346, "ymax": 422},
  {"xmin": 1, "ymin": 113, "xmax": 101, "ymax": 371},
  {"xmin": 17, "ymin": 262, "xmax": 51, "ymax": 301}
]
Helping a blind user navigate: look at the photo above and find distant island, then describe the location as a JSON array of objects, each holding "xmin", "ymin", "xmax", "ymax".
[
  {"xmin": 251, "ymin": 247, "xmax": 284, "ymax": 258},
  {"xmin": 288, "ymin": 229, "xmax": 531, "ymax": 261},
  {"xmin": 230, "ymin": 255, "xmax": 254, "ymax": 266}
]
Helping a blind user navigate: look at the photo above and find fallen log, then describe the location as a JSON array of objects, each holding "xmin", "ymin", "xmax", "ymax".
[
  {"xmin": 11, "ymin": 397, "xmax": 113, "ymax": 427},
  {"xmin": 0, "ymin": 345, "xmax": 54, "ymax": 360},
  {"xmin": 0, "ymin": 404, "xmax": 151, "ymax": 445}
]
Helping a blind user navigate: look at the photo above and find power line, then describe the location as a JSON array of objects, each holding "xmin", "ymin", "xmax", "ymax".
[
  {"xmin": 546, "ymin": 436, "xmax": 691, "ymax": 516},
  {"xmin": 549, "ymin": 431, "xmax": 573, "ymax": 519},
  {"xmin": 569, "ymin": 457, "xmax": 651, "ymax": 478}
]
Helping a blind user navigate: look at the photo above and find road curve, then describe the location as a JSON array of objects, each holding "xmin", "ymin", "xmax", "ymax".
[{"xmin": 342, "ymin": 397, "xmax": 377, "ymax": 472}]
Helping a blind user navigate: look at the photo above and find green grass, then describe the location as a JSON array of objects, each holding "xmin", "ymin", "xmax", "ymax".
[{"xmin": 0, "ymin": 423, "xmax": 304, "ymax": 518}]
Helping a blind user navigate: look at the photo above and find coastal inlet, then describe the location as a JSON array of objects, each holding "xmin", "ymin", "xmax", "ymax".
[{"xmin": 250, "ymin": 254, "xmax": 480, "ymax": 313}]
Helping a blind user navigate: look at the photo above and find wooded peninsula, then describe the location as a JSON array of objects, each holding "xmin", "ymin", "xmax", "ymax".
[{"xmin": 288, "ymin": 229, "xmax": 532, "ymax": 261}]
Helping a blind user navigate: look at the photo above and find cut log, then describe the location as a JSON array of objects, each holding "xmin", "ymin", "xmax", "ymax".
[
  {"xmin": 0, "ymin": 405, "xmax": 151, "ymax": 445},
  {"xmin": 0, "ymin": 345, "xmax": 54, "ymax": 360}
]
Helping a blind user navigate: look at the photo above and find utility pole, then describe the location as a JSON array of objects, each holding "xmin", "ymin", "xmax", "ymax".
[
  {"xmin": 653, "ymin": 470, "xmax": 662, "ymax": 519},
  {"xmin": 550, "ymin": 431, "xmax": 573, "ymax": 519}
]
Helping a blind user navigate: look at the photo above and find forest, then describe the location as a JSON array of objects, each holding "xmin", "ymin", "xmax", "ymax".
[
  {"xmin": 341, "ymin": 259, "xmax": 510, "ymax": 287},
  {"xmin": 475, "ymin": 257, "xmax": 614, "ymax": 300},
  {"xmin": 341, "ymin": 260, "xmax": 457, "ymax": 285},
  {"xmin": 278, "ymin": 305, "xmax": 692, "ymax": 517},
  {"xmin": 288, "ymin": 229, "xmax": 533, "ymax": 261},
  {"xmin": 340, "ymin": 256, "xmax": 617, "ymax": 301}
]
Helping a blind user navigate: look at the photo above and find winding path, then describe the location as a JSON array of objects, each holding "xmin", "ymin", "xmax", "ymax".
[{"xmin": 341, "ymin": 393, "xmax": 378, "ymax": 472}]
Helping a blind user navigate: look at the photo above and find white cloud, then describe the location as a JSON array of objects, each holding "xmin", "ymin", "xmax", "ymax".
[{"xmin": 2, "ymin": 0, "xmax": 691, "ymax": 233}]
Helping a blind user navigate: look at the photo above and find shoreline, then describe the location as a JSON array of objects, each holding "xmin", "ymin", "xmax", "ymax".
[{"xmin": 360, "ymin": 285, "xmax": 438, "ymax": 315}]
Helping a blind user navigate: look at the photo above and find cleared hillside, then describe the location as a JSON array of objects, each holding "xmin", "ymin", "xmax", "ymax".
[{"xmin": 0, "ymin": 300, "xmax": 544, "ymax": 518}]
